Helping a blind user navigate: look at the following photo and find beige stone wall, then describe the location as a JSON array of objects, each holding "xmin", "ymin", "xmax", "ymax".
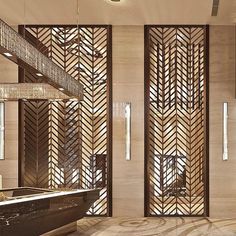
[
  {"xmin": 112, "ymin": 25, "xmax": 236, "ymax": 218},
  {"xmin": 209, "ymin": 25, "xmax": 236, "ymax": 217},
  {"xmin": 0, "ymin": 24, "xmax": 235, "ymax": 217},
  {"xmin": 0, "ymin": 55, "xmax": 18, "ymax": 188},
  {"xmin": 112, "ymin": 26, "xmax": 144, "ymax": 216}
]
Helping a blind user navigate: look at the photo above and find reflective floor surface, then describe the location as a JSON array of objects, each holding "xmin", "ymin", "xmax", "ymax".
[{"xmin": 45, "ymin": 217, "xmax": 236, "ymax": 236}]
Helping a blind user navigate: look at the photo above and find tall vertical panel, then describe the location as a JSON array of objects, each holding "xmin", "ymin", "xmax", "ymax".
[
  {"xmin": 144, "ymin": 26, "xmax": 209, "ymax": 216},
  {"xmin": 19, "ymin": 25, "xmax": 112, "ymax": 216}
]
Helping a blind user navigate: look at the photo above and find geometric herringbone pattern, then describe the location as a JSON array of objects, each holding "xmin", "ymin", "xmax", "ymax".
[
  {"xmin": 21, "ymin": 100, "xmax": 50, "ymax": 188},
  {"xmin": 145, "ymin": 26, "xmax": 208, "ymax": 216},
  {"xmin": 78, "ymin": 27, "xmax": 110, "ymax": 215},
  {"xmin": 19, "ymin": 25, "xmax": 112, "ymax": 216}
]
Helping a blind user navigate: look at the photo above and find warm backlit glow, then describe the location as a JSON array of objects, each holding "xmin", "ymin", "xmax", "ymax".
[
  {"xmin": 223, "ymin": 102, "xmax": 228, "ymax": 161},
  {"xmin": 0, "ymin": 103, "xmax": 4, "ymax": 160},
  {"xmin": 125, "ymin": 102, "xmax": 131, "ymax": 161}
]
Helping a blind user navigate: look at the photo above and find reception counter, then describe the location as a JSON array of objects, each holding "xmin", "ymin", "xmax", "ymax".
[{"xmin": 0, "ymin": 187, "xmax": 100, "ymax": 236}]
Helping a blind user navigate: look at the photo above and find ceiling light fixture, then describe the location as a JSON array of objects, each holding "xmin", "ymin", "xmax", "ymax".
[
  {"xmin": 3, "ymin": 52, "xmax": 12, "ymax": 57},
  {"xmin": 0, "ymin": 83, "xmax": 69, "ymax": 100},
  {"xmin": 36, "ymin": 73, "xmax": 43, "ymax": 77},
  {"xmin": 0, "ymin": 18, "xmax": 83, "ymax": 99}
]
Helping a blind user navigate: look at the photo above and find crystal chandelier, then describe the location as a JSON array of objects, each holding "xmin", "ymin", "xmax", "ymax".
[
  {"xmin": 0, "ymin": 18, "xmax": 83, "ymax": 100},
  {"xmin": 0, "ymin": 83, "xmax": 71, "ymax": 100}
]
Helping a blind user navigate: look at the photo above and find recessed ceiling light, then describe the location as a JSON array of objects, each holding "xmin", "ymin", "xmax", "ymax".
[
  {"xmin": 36, "ymin": 73, "xmax": 43, "ymax": 77},
  {"xmin": 3, "ymin": 52, "xmax": 13, "ymax": 57},
  {"xmin": 59, "ymin": 87, "xmax": 65, "ymax": 91}
]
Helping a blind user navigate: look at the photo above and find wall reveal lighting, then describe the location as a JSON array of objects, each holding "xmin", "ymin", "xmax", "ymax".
[
  {"xmin": 223, "ymin": 102, "xmax": 228, "ymax": 161},
  {"xmin": 0, "ymin": 102, "xmax": 4, "ymax": 160},
  {"xmin": 125, "ymin": 102, "xmax": 131, "ymax": 161}
]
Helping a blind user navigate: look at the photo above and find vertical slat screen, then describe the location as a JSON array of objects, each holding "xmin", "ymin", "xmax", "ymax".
[
  {"xmin": 144, "ymin": 25, "xmax": 208, "ymax": 216},
  {"xmin": 19, "ymin": 25, "xmax": 112, "ymax": 216}
]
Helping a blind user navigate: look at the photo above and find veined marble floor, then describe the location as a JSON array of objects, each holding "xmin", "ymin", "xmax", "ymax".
[{"xmin": 45, "ymin": 217, "xmax": 236, "ymax": 236}]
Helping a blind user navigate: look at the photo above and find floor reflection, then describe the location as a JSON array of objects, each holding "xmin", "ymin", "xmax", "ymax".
[{"xmin": 57, "ymin": 217, "xmax": 236, "ymax": 236}]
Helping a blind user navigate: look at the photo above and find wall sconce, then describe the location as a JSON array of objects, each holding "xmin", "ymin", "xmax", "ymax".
[
  {"xmin": 223, "ymin": 102, "xmax": 228, "ymax": 161},
  {"xmin": 125, "ymin": 103, "xmax": 131, "ymax": 161}
]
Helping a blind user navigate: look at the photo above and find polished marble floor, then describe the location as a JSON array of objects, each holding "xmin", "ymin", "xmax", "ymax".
[{"xmin": 45, "ymin": 217, "xmax": 236, "ymax": 236}]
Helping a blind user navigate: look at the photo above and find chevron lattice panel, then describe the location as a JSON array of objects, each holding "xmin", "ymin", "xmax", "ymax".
[
  {"xmin": 19, "ymin": 26, "xmax": 112, "ymax": 216},
  {"xmin": 144, "ymin": 26, "xmax": 208, "ymax": 216}
]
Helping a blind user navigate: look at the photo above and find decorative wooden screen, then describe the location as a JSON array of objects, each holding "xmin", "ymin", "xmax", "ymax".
[
  {"xmin": 19, "ymin": 25, "xmax": 112, "ymax": 216},
  {"xmin": 144, "ymin": 25, "xmax": 209, "ymax": 216}
]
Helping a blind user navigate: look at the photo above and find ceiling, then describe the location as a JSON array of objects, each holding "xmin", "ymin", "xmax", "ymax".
[{"xmin": 0, "ymin": 0, "xmax": 235, "ymax": 25}]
